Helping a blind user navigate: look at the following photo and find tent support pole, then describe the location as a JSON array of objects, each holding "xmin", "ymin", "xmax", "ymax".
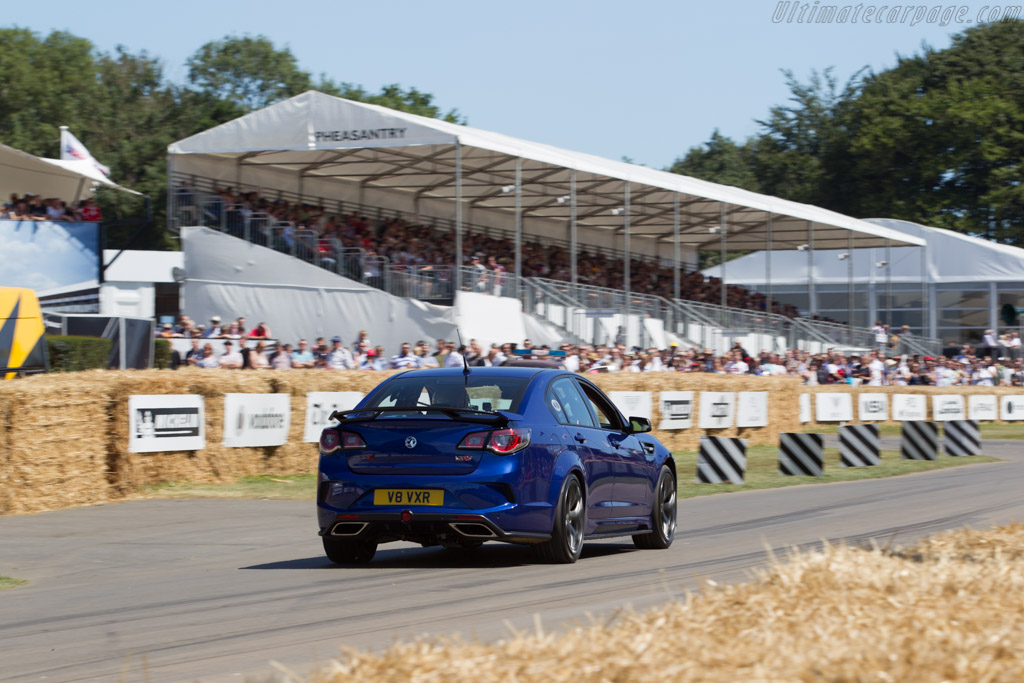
[
  {"xmin": 885, "ymin": 238, "xmax": 892, "ymax": 327},
  {"xmin": 808, "ymin": 222, "xmax": 816, "ymax": 318},
  {"xmin": 514, "ymin": 157, "xmax": 522, "ymax": 300},
  {"xmin": 455, "ymin": 142, "xmax": 463, "ymax": 292},
  {"xmin": 765, "ymin": 213, "xmax": 772, "ymax": 327},
  {"xmin": 848, "ymin": 231, "xmax": 854, "ymax": 342},
  {"xmin": 623, "ymin": 182, "xmax": 631, "ymax": 336},
  {"xmin": 921, "ymin": 244, "xmax": 928, "ymax": 338},
  {"xmin": 720, "ymin": 203, "xmax": 727, "ymax": 323},
  {"xmin": 570, "ymin": 170, "xmax": 577, "ymax": 288},
  {"xmin": 672, "ymin": 194, "xmax": 680, "ymax": 302}
]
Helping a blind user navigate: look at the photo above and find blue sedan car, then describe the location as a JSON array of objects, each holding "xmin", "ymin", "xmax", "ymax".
[{"xmin": 317, "ymin": 366, "xmax": 677, "ymax": 564}]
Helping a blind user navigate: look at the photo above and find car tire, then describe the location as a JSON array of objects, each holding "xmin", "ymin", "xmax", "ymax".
[
  {"xmin": 323, "ymin": 536, "xmax": 377, "ymax": 564},
  {"xmin": 535, "ymin": 475, "xmax": 585, "ymax": 564},
  {"xmin": 633, "ymin": 465, "xmax": 676, "ymax": 550}
]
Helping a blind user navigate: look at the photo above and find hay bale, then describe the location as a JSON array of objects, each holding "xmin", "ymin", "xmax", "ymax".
[{"xmin": 0, "ymin": 372, "xmax": 112, "ymax": 514}]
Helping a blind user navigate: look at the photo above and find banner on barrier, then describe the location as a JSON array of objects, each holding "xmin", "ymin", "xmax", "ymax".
[
  {"xmin": 736, "ymin": 391, "xmax": 768, "ymax": 427},
  {"xmin": 699, "ymin": 391, "xmax": 735, "ymax": 429},
  {"xmin": 303, "ymin": 392, "xmax": 364, "ymax": 442},
  {"xmin": 858, "ymin": 393, "xmax": 888, "ymax": 422},
  {"xmin": 798, "ymin": 394, "xmax": 811, "ymax": 423},
  {"xmin": 932, "ymin": 395, "xmax": 966, "ymax": 422},
  {"xmin": 658, "ymin": 391, "xmax": 694, "ymax": 430},
  {"xmin": 223, "ymin": 393, "xmax": 291, "ymax": 447},
  {"xmin": 967, "ymin": 395, "xmax": 998, "ymax": 422},
  {"xmin": 609, "ymin": 391, "xmax": 653, "ymax": 421},
  {"xmin": 815, "ymin": 393, "xmax": 853, "ymax": 422},
  {"xmin": 1001, "ymin": 395, "xmax": 1024, "ymax": 420},
  {"xmin": 892, "ymin": 394, "xmax": 927, "ymax": 421},
  {"xmin": 129, "ymin": 394, "xmax": 205, "ymax": 453}
]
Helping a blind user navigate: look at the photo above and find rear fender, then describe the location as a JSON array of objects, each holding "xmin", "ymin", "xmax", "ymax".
[{"xmin": 546, "ymin": 449, "xmax": 586, "ymax": 527}]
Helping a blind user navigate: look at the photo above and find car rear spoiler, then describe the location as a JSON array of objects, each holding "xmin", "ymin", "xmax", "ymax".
[{"xmin": 330, "ymin": 406, "xmax": 511, "ymax": 425}]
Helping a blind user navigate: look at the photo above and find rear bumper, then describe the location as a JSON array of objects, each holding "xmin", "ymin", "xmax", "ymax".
[{"xmin": 319, "ymin": 510, "xmax": 550, "ymax": 545}]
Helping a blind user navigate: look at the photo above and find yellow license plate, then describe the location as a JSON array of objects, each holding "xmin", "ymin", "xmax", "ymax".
[{"xmin": 372, "ymin": 489, "xmax": 443, "ymax": 506}]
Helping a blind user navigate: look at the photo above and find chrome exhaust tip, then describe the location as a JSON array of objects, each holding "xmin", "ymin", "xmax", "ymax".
[
  {"xmin": 449, "ymin": 522, "xmax": 496, "ymax": 538},
  {"xmin": 330, "ymin": 521, "xmax": 369, "ymax": 536}
]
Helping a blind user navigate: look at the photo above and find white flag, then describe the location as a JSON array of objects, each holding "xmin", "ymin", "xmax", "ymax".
[{"xmin": 60, "ymin": 127, "xmax": 110, "ymax": 177}]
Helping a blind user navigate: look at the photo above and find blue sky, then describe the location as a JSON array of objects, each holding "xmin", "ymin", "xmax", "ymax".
[{"xmin": 5, "ymin": 1, "xmax": 990, "ymax": 168}]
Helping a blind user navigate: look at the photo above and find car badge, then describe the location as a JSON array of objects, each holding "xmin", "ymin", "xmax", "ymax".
[{"xmin": 405, "ymin": 436, "xmax": 418, "ymax": 449}]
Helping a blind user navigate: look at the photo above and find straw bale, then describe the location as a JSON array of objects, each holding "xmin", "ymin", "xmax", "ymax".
[
  {"xmin": 0, "ymin": 394, "xmax": 10, "ymax": 514},
  {"xmin": 311, "ymin": 522, "xmax": 1024, "ymax": 682},
  {"xmin": 0, "ymin": 372, "xmax": 112, "ymax": 514}
]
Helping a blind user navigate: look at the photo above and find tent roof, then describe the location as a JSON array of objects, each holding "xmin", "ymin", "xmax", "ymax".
[
  {"xmin": 0, "ymin": 143, "xmax": 139, "ymax": 199},
  {"xmin": 702, "ymin": 218, "xmax": 1024, "ymax": 285},
  {"xmin": 168, "ymin": 91, "xmax": 923, "ymax": 251}
]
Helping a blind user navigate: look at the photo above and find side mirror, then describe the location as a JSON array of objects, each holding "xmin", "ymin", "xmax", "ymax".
[{"xmin": 628, "ymin": 416, "xmax": 652, "ymax": 434}]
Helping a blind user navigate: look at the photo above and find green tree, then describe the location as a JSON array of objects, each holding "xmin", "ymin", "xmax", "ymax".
[
  {"xmin": 668, "ymin": 129, "xmax": 759, "ymax": 190},
  {"xmin": 186, "ymin": 35, "xmax": 312, "ymax": 111}
]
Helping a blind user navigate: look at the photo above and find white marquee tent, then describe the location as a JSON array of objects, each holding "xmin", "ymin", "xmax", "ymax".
[
  {"xmin": 0, "ymin": 143, "xmax": 138, "ymax": 201},
  {"xmin": 168, "ymin": 91, "xmax": 924, "ymax": 297}
]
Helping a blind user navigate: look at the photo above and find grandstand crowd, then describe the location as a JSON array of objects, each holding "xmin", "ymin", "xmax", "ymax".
[
  {"xmin": 161, "ymin": 314, "xmax": 1024, "ymax": 386},
  {"xmin": 0, "ymin": 193, "xmax": 101, "ymax": 221},
  {"xmin": 181, "ymin": 184, "xmax": 802, "ymax": 318}
]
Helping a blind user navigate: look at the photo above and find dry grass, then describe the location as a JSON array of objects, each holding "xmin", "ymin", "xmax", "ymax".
[{"xmin": 303, "ymin": 523, "xmax": 1024, "ymax": 682}]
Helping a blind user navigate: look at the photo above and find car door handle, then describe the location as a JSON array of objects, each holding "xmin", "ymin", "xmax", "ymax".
[{"xmin": 574, "ymin": 434, "xmax": 586, "ymax": 443}]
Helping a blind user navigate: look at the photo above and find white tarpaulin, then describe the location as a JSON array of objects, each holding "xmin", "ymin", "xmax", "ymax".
[
  {"xmin": 223, "ymin": 393, "xmax": 291, "ymax": 447},
  {"xmin": 815, "ymin": 393, "xmax": 853, "ymax": 422},
  {"xmin": 181, "ymin": 226, "xmax": 457, "ymax": 348},
  {"xmin": 968, "ymin": 395, "xmax": 998, "ymax": 422},
  {"xmin": 0, "ymin": 143, "xmax": 138, "ymax": 200},
  {"xmin": 736, "ymin": 391, "xmax": 768, "ymax": 427},
  {"xmin": 303, "ymin": 392, "xmax": 364, "ymax": 442},
  {"xmin": 658, "ymin": 391, "xmax": 694, "ymax": 430},
  {"xmin": 858, "ymin": 393, "xmax": 889, "ymax": 422},
  {"xmin": 129, "ymin": 394, "xmax": 205, "ymax": 453},
  {"xmin": 892, "ymin": 394, "xmax": 927, "ymax": 421},
  {"xmin": 699, "ymin": 392, "xmax": 735, "ymax": 429},
  {"xmin": 932, "ymin": 395, "xmax": 966, "ymax": 422},
  {"xmin": 454, "ymin": 291, "xmax": 526, "ymax": 350},
  {"xmin": 608, "ymin": 391, "xmax": 653, "ymax": 421}
]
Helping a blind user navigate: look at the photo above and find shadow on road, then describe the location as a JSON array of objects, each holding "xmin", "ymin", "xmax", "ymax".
[{"xmin": 241, "ymin": 540, "xmax": 636, "ymax": 570}]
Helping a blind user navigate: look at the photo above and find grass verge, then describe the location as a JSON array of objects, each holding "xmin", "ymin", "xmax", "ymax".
[
  {"xmin": 0, "ymin": 575, "xmax": 27, "ymax": 591},
  {"xmin": 137, "ymin": 474, "xmax": 317, "ymax": 501},
  {"xmin": 805, "ymin": 422, "xmax": 1024, "ymax": 439},
  {"xmin": 305, "ymin": 522, "xmax": 1024, "ymax": 681},
  {"xmin": 676, "ymin": 445, "xmax": 999, "ymax": 499}
]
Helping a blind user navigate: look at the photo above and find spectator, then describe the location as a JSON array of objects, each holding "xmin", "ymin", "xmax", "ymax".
[
  {"xmin": 203, "ymin": 316, "xmax": 223, "ymax": 338},
  {"xmin": 291, "ymin": 339, "xmax": 315, "ymax": 368},
  {"xmin": 270, "ymin": 343, "xmax": 293, "ymax": 370},
  {"xmin": 219, "ymin": 341, "xmax": 243, "ymax": 368},
  {"xmin": 249, "ymin": 341, "xmax": 270, "ymax": 369},
  {"xmin": 248, "ymin": 322, "xmax": 272, "ymax": 338},
  {"xmin": 197, "ymin": 343, "xmax": 220, "ymax": 368},
  {"xmin": 79, "ymin": 198, "xmax": 101, "ymax": 222},
  {"xmin": 184, "ymin": 339, "xmax": 203, "ymax": 366},
  {"xmin": 444, "ymin": 343, "xmax": 465, "ymax": 368},
  {"xmin": 390, "ymin": 343, "xmax": 420, "ymax": 370},
  {"xmin": 328, "ymin": 336, "xmax": 355, "ymax": 370}
]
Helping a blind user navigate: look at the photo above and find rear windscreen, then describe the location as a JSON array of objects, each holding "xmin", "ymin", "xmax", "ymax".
[{"xmin": 367, "ymin": 376, "xmax": 530, "ymax": 413}]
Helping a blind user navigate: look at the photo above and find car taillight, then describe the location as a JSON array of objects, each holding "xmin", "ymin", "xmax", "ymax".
[
  {"xmin": 458, "ymin": 431, "xmax": 489, "ymax": 450},
  {"xmin": 320, "ymin": 429, "xmax": 366, "ymax": 454},
  {"xmin": 488, "ymin": 428, "xmax": 531, "ymax": 455},
  {"xmin": 340, "ymin": 431, "xmax": 366, "ymax": 449},
  {"xmin": 319, "ymin": 429, "xmax": 340, "ymax": 454}
]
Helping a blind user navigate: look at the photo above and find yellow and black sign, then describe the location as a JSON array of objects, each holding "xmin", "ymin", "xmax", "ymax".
[{"xmin": 0, "ymin": 287, "xmax": 48, "ymax": 380}]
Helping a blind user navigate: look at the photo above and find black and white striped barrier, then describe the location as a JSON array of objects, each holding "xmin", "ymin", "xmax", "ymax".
[
  {"xmin": 778, "ymin": 433, "xmax": 824, "ymax": 477},
  {"xmin": 901, "ymin": 421, "xmax": 939, "ymax": 460},
  {"xmin": 944, "ymin": 419, "xmax": 981, "ymax": 457},
  {"xmin": 697, "ymin": 436, "xmax": 747, "ymax": 484},
  {"xmin": 839, "ymin": 424, "xmax": 880, "ymax": 467}
]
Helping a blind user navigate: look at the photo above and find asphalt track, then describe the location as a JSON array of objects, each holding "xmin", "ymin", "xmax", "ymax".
[{"xmin": 2, "ymin": 437, "xmax": 1023, "ymax": 683}]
